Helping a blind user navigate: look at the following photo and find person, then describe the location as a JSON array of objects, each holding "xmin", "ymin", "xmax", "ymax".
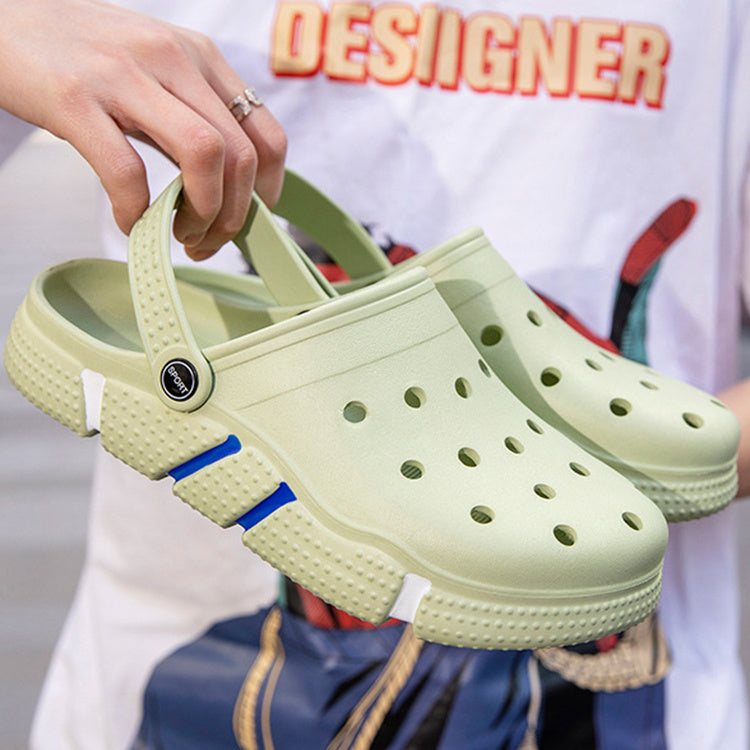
[{"xmin": 1, "ymin": 0, "xmax": 750, "ymax": 747}]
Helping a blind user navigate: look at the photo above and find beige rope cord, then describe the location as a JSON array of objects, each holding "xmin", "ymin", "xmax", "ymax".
[
  {"xmin": 233, "ymin": 609, "xmax": 424, "ymax": 750},
  {"xmin": 260, "ymin": 631, "xmax": 286, "ymax": 750},
  {"xmin": 534, "ymin": 614, "xmax": 670, "ymax": 693},
  {"xmin": 233, "ymin": 607, "xmax": 284, "ymax": 750},
  {"xmin": 325, "ymin": 625, "xmax": 423, "ymax": 750},
  {"xmin": 518, "ymin": 655, "xmax": 543, "ymax": 750},
  {"xmin": 233, "ymin": 609, "xmax": 666, "ymax": 748}
]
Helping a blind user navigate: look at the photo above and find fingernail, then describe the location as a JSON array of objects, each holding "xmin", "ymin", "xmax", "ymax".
[
  {"xmin": 189, "ymin": 248, "xmax": 217, "ymax": 261},
  {"xmin": 182, "ymin": 233, "xmax": 203, "ymax": 247}
]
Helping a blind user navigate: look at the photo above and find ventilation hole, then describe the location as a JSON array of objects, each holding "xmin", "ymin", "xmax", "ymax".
[
  {"xmin": 478, "ymin": 359, "xmax": 492, "ymax": 378},
  {"xmin": 480, "ymin": 325, "xmax": 503, "ymax": 346},
  {"xmin": 527, "ymin": 310, "xmax": 543, "ymax": 326},
  {"xmin": 622, "ymin": 512, "xmax": 643, "ymax": 531},
  {"xmin": 455, "ymin": 378, "xmax": 472, "ymax": 398},
  {"xmin": 711, "ymin": 398, "xmax": 728, "ymax": 409},
  {"xmin": 504, "ymin": 437, "xmax": 525, "ymax": 454},
  {"xmin": 609, "ymin": 398, "xmax": 632, "ymax": 417},
  {"xmin": 541, "ymin": 368, "xmax": 561, "ymax": 387},
  {"xmin": 400, "ymin": 460, "xmax": 424, "ymax": 480},
  {"xmin": 585, "ymin": 358, "xmax": 603, "ymax": 371},
  {"xmin": 404, "ymin": 387, "xmax": 426, "ymax": 409},
  {"xmin": 471, "ymin": 505, "xmax": 495, "ymax": 524},
  {"xmin": 458, "ymin": 447, "xmax": 481, "ymax": 467},
  {"xmin": 599, "ymin": 350, "xmax": 615, "ymax": 361},
  {"xmin": 343, "ymin": 401, "xmax": 367, "ymax": 423},
  {"xmin": 640, "ymin": 380, "xmax": 659, "ymax": 390},
  {"xmin": 534, "ymin": 483, "xmax": 556, "ymax": 500},
  {"xmin": 553, "ymin": 525, "xmax": 577, "ymax": 546},
  {"xmin": 527, "ymin": 419, "xmax": 544, "ymax": 435},
  {"xmin": 569, "ymin": 462, "xmax": 590, "ymax": 476},
  {"xmin": 683, "ymin": 412, "xmax": 704, "ymax": 429}
]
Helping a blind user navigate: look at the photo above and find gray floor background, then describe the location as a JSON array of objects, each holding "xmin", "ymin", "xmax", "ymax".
[{"xmin": 1, "ymin": 133, "xmax": 749, "ymax": 749}]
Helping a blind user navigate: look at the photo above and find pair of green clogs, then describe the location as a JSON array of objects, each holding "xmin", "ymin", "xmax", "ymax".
[{"xmin": 4, "ymin": 172, "xmax": 739, "ymax": 650}]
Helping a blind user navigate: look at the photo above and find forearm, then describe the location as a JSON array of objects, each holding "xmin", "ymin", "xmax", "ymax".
[{"xmin": 717, "ymin": 377, "xmax": 750, "ymax": 498}]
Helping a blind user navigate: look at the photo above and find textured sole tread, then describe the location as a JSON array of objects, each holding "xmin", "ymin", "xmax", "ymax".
[
  {"xmin": 5, "ymin": 308, "xmax": 89, "ymax": 435},
  {"xmin": 414, "ymin": 571, "xmax": 661, "ymax": 649},
  {"xmin": 245, "ymin": 497, "xmax": 662, "ymax": 649},
  {"xmin": 630, "ymin": 465, "xmax": 738, "ymax": 522}
]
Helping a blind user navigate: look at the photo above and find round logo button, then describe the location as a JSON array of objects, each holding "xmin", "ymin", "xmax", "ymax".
[{"xmin": 160, "ymin": 359, "xmax": 198, "ymax": 401}]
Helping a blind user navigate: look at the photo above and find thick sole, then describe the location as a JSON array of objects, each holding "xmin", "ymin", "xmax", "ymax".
[
  {"xmin": 246, "ymin": 501, "xmax": 662, "ymax": 649},
  {"xmin": 624, "ymin": 462, "xmax": 738, "ymax": 523}
]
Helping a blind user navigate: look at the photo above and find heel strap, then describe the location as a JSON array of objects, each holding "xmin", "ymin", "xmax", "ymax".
[
  {"xmin": 274, "ymin": 170, "xmax": 392, "ymax": 280},
  {"xmin": 128, "ymin": 176, "xmax": 336, "ymax": 411}
]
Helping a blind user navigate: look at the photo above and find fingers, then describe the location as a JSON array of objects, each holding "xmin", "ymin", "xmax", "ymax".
[
  {"xmin": 60, "ymin": 109, "xmax": 151, "ymax": 235},
  {"xmin": 66, "ymin": 77, "xmax": 270, "ymax": 256},
  {"xmin": 48, "ymin": 16, "xmax": 286, "ymax": 255},
  {"xmin": 174, "ymin": 34, "xmax": 287, "ymax": 253},
  {"xmin": 85, "ymin": 71, "xmax": 283, "ymax": 257},
  {"xmin": 178, "ymin": 100, "xmax": 286, "ymax": 258},
  {"xmin": 171, "ymin": 102, "xmax": 286, "ymax": 259},
  {"xmin": 235, "ymin": 102, "xmax": 288, "ymax": 209},
  {"xmin": 151, "ymin": 89, "xmax": 258, "ymax": 258},
  {"xmin": 128, "ymin": 34, "xmax": 287, "ymax": 257},
  {"xmin": 181, "ymin": 30, "xmax": 289, "ymax": 202}
]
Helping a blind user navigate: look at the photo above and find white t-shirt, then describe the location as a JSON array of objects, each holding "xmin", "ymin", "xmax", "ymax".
[{"xmin": 5, "ymin": 1, "xmax": 748, "ymax": 748}]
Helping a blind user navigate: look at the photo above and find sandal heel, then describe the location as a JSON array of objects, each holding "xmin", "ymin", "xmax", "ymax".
[{"xmin": 4, "ymin": 300, "xmax": 91, "ymax": 436}]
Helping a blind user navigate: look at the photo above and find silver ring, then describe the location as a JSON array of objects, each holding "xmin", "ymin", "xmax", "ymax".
[{"xmin": 227, "ymin": 87, "xmax": 264, "ymax": 123}]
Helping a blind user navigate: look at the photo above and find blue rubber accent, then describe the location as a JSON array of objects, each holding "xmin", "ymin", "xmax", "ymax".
[
  {"xmin": 236, "ymin": 482, "xmax": 297, "ymax": 530},
  {"xmin": 168, "ymin": 435, "xmax": 242, "ymax": 481}
]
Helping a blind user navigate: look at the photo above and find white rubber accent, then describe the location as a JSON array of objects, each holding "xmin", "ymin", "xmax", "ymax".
[
  {"xmin": 81, "ymin": 369, "xmax": 105, "ymax": 432},
  {"xmin": 388, "ymin": 573, "xmax": 432, "ymax": 623}
]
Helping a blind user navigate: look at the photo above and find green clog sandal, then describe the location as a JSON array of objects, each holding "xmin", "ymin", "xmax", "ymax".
[
  {"xmin": 185, "ymin": 169, "xmax": 736, "ymax": 523},
  {"xmin": 4, "ymin": 177, "xmax": 668, "ymax": 649}
]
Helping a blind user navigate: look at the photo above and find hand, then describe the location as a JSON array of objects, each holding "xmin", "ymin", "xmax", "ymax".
[
  {"xmin": 717, "ymin": 377, "xmax": 750, "ymax": 499},
  {"xmin": 0, "ymin": 0, "xmax": 287, "ymax": 258}
]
